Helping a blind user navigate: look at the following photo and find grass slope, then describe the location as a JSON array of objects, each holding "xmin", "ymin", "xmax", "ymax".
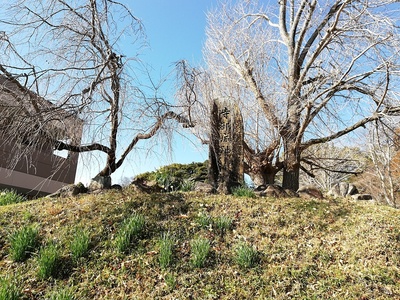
[{"xmin": 0, "ymin": 187, "xmax": 399, "ymax": 299}]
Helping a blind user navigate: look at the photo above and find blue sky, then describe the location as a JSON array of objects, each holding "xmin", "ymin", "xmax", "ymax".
[
  {"xmin": 76, "ymin": 1, "xmax": 219, "ymax": 184},
  {"xmin": 133, "ymin": 0, "xmax": 217, "ymax": 67}
]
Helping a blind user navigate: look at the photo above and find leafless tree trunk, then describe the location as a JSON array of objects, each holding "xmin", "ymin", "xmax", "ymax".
[
  {"xmin": 191, "ymin": 0, "xmax": 400, "ymax": 190},
  {"xmin": 0, "ymin": 0, "xmax": 193, "ymax": 182},
  {"xmin": 368, "ymin": 122, "xmax": 399, "ymax": 207}
]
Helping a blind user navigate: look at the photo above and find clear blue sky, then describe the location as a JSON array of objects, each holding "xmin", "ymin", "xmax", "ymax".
[
  {"xmin": 76, "ymin": 1, "xmax": 219, "ymax": 184},
  {"xmin": 133, "ymin": 0, "xmax": 218, "ymax": 67}
]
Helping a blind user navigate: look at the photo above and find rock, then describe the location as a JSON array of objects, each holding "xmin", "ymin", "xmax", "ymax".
[
  {"xmin": 351, "ymin": 194, "xmax": 373, "ymax": 201},
  {"xmin": 90, "ymin": 189, "xmax": 105, "ymax": 195},
  {"xmin": 255, "ymin": 185, "xmax": 295, "ymax": 198},
  {"xmin": 328, "ymin": 184, "xmax": 341, "ymax": 198},
  {"xmin": 285, "ymin": 189, "xmax": 299, "ymax": 198},
  {"xmin": 194, "ymin": 182, "xmax": 215, "ymax": 194},
  {"xmin": 264, "ymin": 185, "xmax": 288, "ymax": 198},
  {"xmin": 347, "ymin": 184, "xmax": 358, "ymax": 196},
  {"xmin": 130, "ymin": 178, "xmax": 164, "ymax": 193},
  {"xmin": 46, "ymin": 182, "xmax": 87, "ymax": 198},
  {"xmin": 297, "ymin": 186, "xmax": 324, "ymax": 199},
  {"xmin": 89, "ymin": 175, "xmax": 112, "ymax": 191},
  {"xmin": 111, "ymin": 184, "xmax": 122, "ymax": 191},
  {"xmin": 328, "ymin": 182, "xmax": 360, "ymax": 198},
  {"xmin": 255, "ymin": 185, "xmax": 267, "ymax": 192},
  {"xmin": 339, "ymin": 182, "xmax": 349, "ymax": 197},
  {"xmin": 74, "ymin": 182, "xmax": 88, "ymax": 194}
]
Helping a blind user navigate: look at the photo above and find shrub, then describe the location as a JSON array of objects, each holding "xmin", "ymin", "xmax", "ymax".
[
  {"xmin": 232, "ymin": 186, "xmax": 256, "ymax": 198},
  {"xmin": 37, "ymin": 243, "xmax": 61, "ymax": 279},
  {"xmin": 0, "ymin": 276, "xmax": 21, "ymax": 300},
  {"xmin": 234, "ymin": 242, "xmax": 258, "ymax": 269},
  {"xmin": 9, "ymin": 225, "xmax": 39, "ymax": 262},
  {"xmin": 135, "ymin": 162, "xmax": 208, "ymax": 190},
  {"xmin": 190, "ymin": 237, "xmax": 210, "ymax": 268},
  {"xmin": 158, "ymin": 232, "xmax": 175, "ymax": 269},
  {"xmin": 0, "ymin": 190, "xmax": 26, "ymax": 206},
  {"xmin": 114, "ymin": 213, "xmax": 145, "ymax": 253},
  {"xmin": 70, "ymin": 228, "xmax": 90, "ymax": 263}
]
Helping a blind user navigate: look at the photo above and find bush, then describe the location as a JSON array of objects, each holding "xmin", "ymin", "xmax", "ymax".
[
  {"xmin": 158, "ymin": 232, "xmax": 175, "ymax": 269},
  {"xmin": 234, "ymin": 242, "xmax": 258, "ymax": 269},
  {"xmin": 190, "ymin": 237, "xmax": 210, "ymax": 268},
  {"xmin": 232, "ymin": 186, "xmax": 256, "ymax": 198},
  {"xmin": 0, "ymin": 190, "xmax": 26, "ymax": 206},
  {"xmin": 37, "ymin": 243, "xmax": 61, "ymax": 279},
  {"xmin": 135, "ymin": 161, "xmax": 208, "ymax": 191},
  {"xmin": 114, "ymin": 213, "xmax": 145, "ymax": 253},
  {"xmin": 0, "ymin": 277, "xmax": 21, "ymax": 300},
  {"xmin": 70, "ymin": 228, "xmax": 90, "ymax": 263},
  {"xmin": 9, "ymin": 225, "xmax": 39, "ymax": 262}
]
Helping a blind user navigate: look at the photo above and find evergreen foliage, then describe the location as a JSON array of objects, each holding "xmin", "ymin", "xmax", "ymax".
[{"xmin": 135, "ymin": 161, "xmax": 208, "ymax": 191}]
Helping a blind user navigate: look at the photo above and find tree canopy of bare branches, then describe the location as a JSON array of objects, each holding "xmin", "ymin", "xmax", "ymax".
[
  {"xmin": 179, "ymin": 0, "xmax": 400, "ymax": 190},
  {"xmin": 366, "ymin": 121, "xmax": 400, "ymax": 207},
  {"xmin": 0, "ymin": 0, "xmax": 193, "ymax": 180}
]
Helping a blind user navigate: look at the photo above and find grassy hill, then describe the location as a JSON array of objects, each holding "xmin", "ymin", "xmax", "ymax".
[{"xmin": 0, "ymin": 188, "xmax": 399, "ymax": 299}]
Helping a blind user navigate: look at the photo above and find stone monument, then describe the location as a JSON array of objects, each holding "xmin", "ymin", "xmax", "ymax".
[{"xmin": 209, "ymin": 99, "xmax": 244, "ymax": 194}]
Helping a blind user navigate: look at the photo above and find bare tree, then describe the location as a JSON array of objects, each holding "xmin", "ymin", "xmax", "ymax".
[
  {"xmin": 301, "ymin": 143, "xmax": 367, "ymax": 191},
  {"xmin": 0, "ymin": 0, "xmax": 193, "ymax": 183},
  {"xmin": 176, "ymin": 57, "xmax": 283, "ymax": 187},
  {"xmin": 189, "ymin": 0, "xmax": 400, "ymax": 190},
  {"xmin": 366, "ymin": 121, "xmax": 399, "ymax": 207}
]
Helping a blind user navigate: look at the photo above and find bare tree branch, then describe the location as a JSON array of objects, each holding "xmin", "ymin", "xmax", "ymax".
[
  {"xmin": 0, "ymin": 0, "xmax": 193, "ymax": 182},
  {"xmin": 198, "ymin": 0, "xmax": 400, "ymax": 190}
]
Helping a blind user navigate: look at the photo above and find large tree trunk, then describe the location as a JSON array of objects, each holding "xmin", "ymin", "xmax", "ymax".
[
  {"xmin": 245, "ymin": 152, "xmax": 282, "ymax": 187},
  {"xmin": 282, "ymin": 140, "xmax": 301, "ymax": 191},
  {"xmin": 282, "ymin": 166, "xmax": 300, "ymax": 191},
  {"xmin": 281, "ymin": 103, "xmax": 301, "ymax": 191},
  {"xmin": 249, "ymin": 171, "xmax": 274, "ymax": 187},
  {"xmin": 248, "ymin": 165, "xmax": 278, "ymax": 187}
]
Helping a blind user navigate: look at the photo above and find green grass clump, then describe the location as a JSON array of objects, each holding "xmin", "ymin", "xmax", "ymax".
[
  {"xmin": 234, "ymin": 242, "xmax": 258, "ymax": 269},
  {"xmin": 232, "ymin": 186, "xmax": 256, "ymax": 198},
  {"xmin": 0, "ymin": 277, "xmax": 21, "ymax": 300},
  {"xmin": 47, "ymin": 288, "xmax": 75, "ymax": 300},
  {"xmin": 37, "ymin": 243, "xmax": 61, "ymax": 279},
  {"xmin": 0, "ymin": 189, "xmax": 26, "ymax": 206},
  {"xmin": 190, "ymin": 237, "xmax": 210, "ymax": 268},
  {"xmin": 196, "ymin": 212, "xmax": 213, "ymax": 228},
  {"xmin": 9, "ymin": 225, "xmax": 39, "ymax": 262},
  {"xmin": 164, "ymin": 273, "xmax": 177, "ymax": 290},
  {"xmin": 70, "ymin": 228, "xmax": 90, "ymax": 263},
  {"xmin": 180, "ymin": 179, "xmax": 195, "ymax": 192},
  {"xmin": 158, "ymin": 232, "xmax": 175, "ymax": 269},
  {"xmin": 214, "ymin": 215, "xmax": 233, "ymax": 234},
  {"xmin": 114, "ymin": 213, "xmax": 145, "ymax": 253}
]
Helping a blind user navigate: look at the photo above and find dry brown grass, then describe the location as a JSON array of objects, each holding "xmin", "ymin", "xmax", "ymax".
[{"xmin": 0, "ymin": 188, "xmax": 399, "ymax": 299}]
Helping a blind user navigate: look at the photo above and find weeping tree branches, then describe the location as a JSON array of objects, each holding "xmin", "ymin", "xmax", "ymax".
[{"xmin": 0, "ymin": 0, "xmax": 194, "ymax": 180}]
